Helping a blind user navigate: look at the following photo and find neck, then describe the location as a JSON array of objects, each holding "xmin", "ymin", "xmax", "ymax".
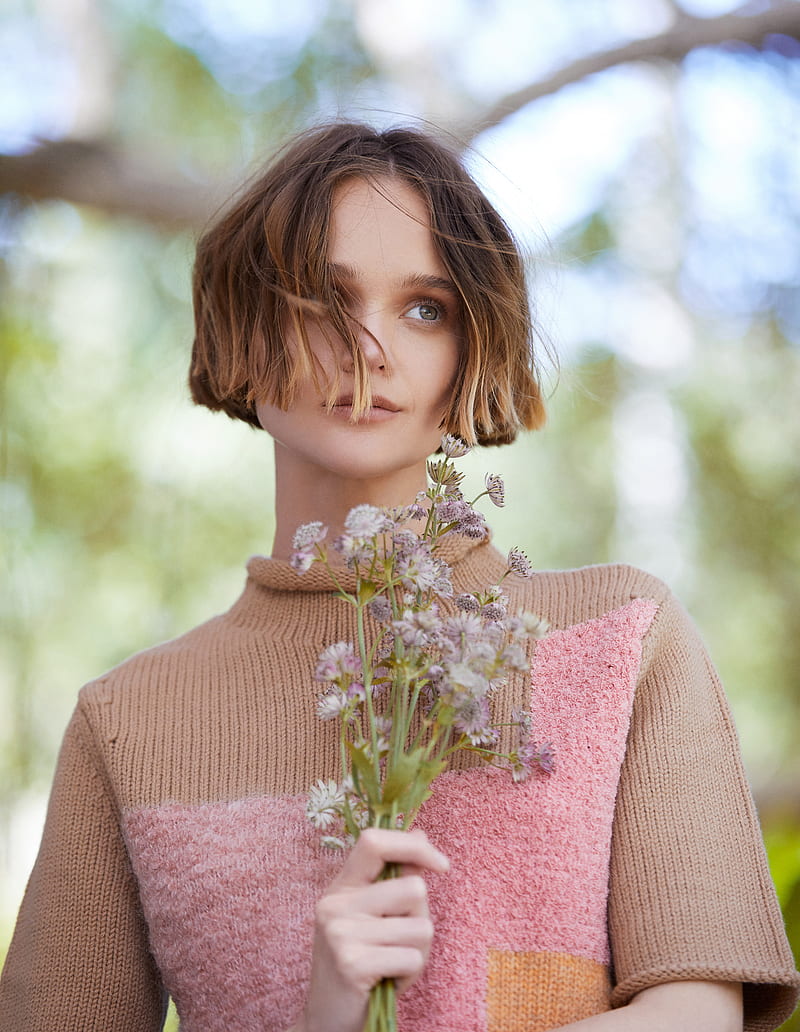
[{"xmin": 270, "ymin": 444, "xmax": 429, "ymax": 561}]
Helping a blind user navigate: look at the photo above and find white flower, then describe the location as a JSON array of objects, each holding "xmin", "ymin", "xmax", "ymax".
[
  {"xmin": 292, "ymin": 521, "xmax": 327, "ymax": 551},
  {"xmin": 511, "ymin": 707, "xmax": 533, "ymax": 739},
  {"xmin": 521, "ymin": 612, "xmax": 550, "ymax": 638},
  {"xmin": 445, "ymin": 661, "xmax": 488, "ymax": 696},
  {"xmin": 320, "ymin": 835, "xmax": 347, "ymax": 851},
  {"xmin": 317, "ymin": 691, "xmax": 346, "ymax": 720},
  {"xmin": 443, "ymin": 613, "xmax": 483, "ymax": 642},
  {"xmin": 332, "ymin": 534, "xmax": 371, "ymax": 565},
  {"xmin": 306, "ymin": 779, "xmax": 344, "ymax": 829},
  {"xmin": 396, "ymin": 549, "xmax": 440, "ymax": 592},
  {"xmin": 482, "ymin": 601, "xmax": 507, "ymax": 622},
  {"xmin": 501, "ymin": 643, "xmax": 528, "ymax": 672},
  {"xmin": 453, "ymin": 694, "xmax": 491, "ymax": 738},
  {"xmin": 433, "ymin": 575, "xmax": 454, "ymax": 598},
  {"xmin": 315, "ymin": 641, "xmax": 361, "ymax": 682},
  {"xmin": 344, "ymin": 504, "xmax": 389, "ymax": 539}
]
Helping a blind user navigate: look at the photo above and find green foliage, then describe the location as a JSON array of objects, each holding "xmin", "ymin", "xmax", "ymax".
[
  {"xmin": 768, "ymin": 823, "xmax": 800, "ymax": 1029},
  {"xmin": 766, "ymin": 825, "xmax": 800, "ymax": 1030},
  {"xmin": 0, "ymin": 209, "xmax": 272, "ymax": 802},
  {"xmin": 679, "ymin": 333, "xmax": 800, "ymax": 751},
  {"xmin": 164, "ymin": 998, "xmax": 179, "ymax": 1031}
]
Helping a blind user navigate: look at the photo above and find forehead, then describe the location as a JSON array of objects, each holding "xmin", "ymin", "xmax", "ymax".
[{"xmin": 328, "ymin": 176, "xmax": 444, "ymax": 275}]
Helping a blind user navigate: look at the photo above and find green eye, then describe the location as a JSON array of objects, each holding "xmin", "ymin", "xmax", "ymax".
[{"xmin": 417, "ymin": 303, "xmax": 439, "ymax": 321}]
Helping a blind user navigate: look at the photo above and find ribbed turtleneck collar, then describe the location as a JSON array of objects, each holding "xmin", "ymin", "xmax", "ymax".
[
  {"xmin": 224, "ymin": 531, "xmax": 515, "ymax": 637},
  {"xmin": 243, "ymin": 530, "xmax": 494, "ymax": 595}
]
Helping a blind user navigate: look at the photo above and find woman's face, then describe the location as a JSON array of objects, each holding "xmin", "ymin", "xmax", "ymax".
[{"xmin": 257, "ymin": 176, "xmax": 461, "ymax": 486}]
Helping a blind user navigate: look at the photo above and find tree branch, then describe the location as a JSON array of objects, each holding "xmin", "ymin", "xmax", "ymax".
[
  {"xmin": 460, "ymin": 2, "xmax": 800, "ymax": 142},
  {"xmin": 2, "ymin": 3, "xmax": 799, "ymax": 226},
  {"xmin": 0, "ymin": 139, "xmax": 230, "ymax": 229}
]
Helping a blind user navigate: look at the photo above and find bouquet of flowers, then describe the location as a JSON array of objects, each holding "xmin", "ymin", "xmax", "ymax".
[{"xmin": 292, "ymin": 434, "xmax": 554, "ymax": 1032}]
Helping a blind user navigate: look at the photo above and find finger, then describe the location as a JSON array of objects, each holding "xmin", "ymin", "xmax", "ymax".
[
  {"xmin": 345, "ymin": 873, "xmax": 431, "ymax": 918},
  {"xmin": 316, "ymin": 874, "xmax": 430, "ymax": 934},
  {"xmin": 334, "ymin": 829, "xmax": 449, "ymax": 889},
  {"xmin": 345, "ymin": 915, "xmax": 434, "ymax": 950},
  {"xmin": 335, "ymin": 943, "xmax": 428, "ymax": 991}
]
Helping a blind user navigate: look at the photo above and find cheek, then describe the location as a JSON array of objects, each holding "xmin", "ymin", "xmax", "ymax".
[
  {"xmin": 434, "ymin": 338, "xmax": 461, "ymax": 399},
  {"xmin": 282, "ymin": 313, "xmax": 342, "ymax": 377},
  {"xmin": 255, "ymin": 399, "xmax": 283, "ymax": 436}
]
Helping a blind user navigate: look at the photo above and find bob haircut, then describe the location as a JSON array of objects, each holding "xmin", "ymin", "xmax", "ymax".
[{"xmin": 189, "ymin": 122, "xmax": 546, "ymax": 446}]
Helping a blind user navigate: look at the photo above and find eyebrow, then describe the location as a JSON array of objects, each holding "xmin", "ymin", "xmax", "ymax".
[{"xmin": 328, "ymin": 262, "xmax": 459, "ymax": 298}]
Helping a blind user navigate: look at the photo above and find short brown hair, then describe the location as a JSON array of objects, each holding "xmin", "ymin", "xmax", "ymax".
[{"xmin": 189, "ymin": 122, "xmax": 545, "ymax": 445}]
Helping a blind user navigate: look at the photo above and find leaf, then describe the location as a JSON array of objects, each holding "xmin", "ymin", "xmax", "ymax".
[
  {"xmin": 381, "ymin": 749, "xmax": 446, "ymax": 808},
  {"xmin": 381, "ymin": 750, "xmax": 421, "ymax": 805},
  {"xmin": 347, "ymin": 740, "xmax": 381, "ymax": 804},
  {"xmin": 357, "ymin": 580, "xmax": 379, "ymax": 605},
  {"xmin": 408, "ymin": 759, "xmax": 447, "ymax": 812}
]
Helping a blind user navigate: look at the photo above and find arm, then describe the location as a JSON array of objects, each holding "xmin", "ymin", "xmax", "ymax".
[
  {"xmin": 553, "ymin": 980, "xmax": 742, "ymax": 1031},
  {"xmin": 608, "ymin": 588, "xmax": 799, "ymax": 1030},
  {"xmin": 289, "ymin": 827, "xmax": 450, "ymax": 1032},
  {"xmin": 0, "ymin": 703, "xmax": 165, "ymax": 1030}
]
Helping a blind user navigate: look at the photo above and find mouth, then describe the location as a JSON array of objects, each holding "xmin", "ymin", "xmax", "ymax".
[{"xmin": 331, "ymin": 394, "xmax": 401, "ymax": 414}]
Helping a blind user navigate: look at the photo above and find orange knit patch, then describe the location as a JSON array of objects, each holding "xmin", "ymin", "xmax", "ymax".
[{"xmin": 486, "ymin": 950, "xmax": 611, "ymax": 1032}]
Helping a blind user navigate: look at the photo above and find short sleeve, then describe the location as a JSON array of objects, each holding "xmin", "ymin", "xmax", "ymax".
[
  {"xmin": 0, "ymin": 703, "xmax": 166, "ymax": 1030},
  {"xmin": 608, "ymin": 590, "xmax": 800, "ymax": 1031}
]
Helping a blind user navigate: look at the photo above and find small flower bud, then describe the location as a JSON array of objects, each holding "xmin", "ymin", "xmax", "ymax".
[
  {"xmin": 367, "ymin": 596, "xmax": 393, "ymax": 623},
  {"xmin": 482, "ymin": 602, "xmax": 507, "ymax": 622},
  {"xmin": 440, "ymin": 433, "xmax": 471, "ymax": 458},
  {"xmin": 507, "ymin": 547, "xmax": 534, "ymax": 578},
  {"xmin": 484, "ymin": 473, "xmax": 505, "ymax": 507},
  {"xmin": 290, "ymin": 551, "xmax": 314, "ymax": 574}
]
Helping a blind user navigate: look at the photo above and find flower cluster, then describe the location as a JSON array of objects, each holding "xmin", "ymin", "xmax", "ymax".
[
  {"xmin": 295, "ymin": 435, "xmax": 555, "ymax": 1031},
  {"xmin": 295, "ymin": 436, "xmax": 554, "ymax": 854}
]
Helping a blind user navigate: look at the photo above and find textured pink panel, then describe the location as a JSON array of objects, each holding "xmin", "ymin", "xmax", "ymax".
[
  {"xmin": 124, "ymin": 795, "xmax": 340, "ymax": 1032},
  {"xmin": 123, "ymin": 598, "xmax": 657, "ymax": 1032},
  {"xmin": 400, "ymin": 597, "xmax": 658, "ymax": 1031}
]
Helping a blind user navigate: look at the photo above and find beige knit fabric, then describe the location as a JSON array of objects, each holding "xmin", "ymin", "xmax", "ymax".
[{"xmin": 1, "ymin": 533, "xmax": 798, "ymax": 1030}]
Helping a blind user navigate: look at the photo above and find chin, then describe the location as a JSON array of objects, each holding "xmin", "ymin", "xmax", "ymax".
[{"xmin": 316, "ymin": 443, "xmax": 434, "ymax": 484}]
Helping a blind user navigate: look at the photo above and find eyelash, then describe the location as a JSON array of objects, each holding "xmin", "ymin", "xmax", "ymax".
[
  {"xmin": 329, "ymin": 287, "xmax": 451, "ymax": 325},
  {"xmin": 406, "ymin": 297, "xmax": 448, "ymax": 323}
]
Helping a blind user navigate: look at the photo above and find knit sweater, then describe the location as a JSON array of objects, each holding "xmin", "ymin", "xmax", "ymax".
[{"xmin": 2, "ymin": 534, "xmax": 798, "ymax": 1032}]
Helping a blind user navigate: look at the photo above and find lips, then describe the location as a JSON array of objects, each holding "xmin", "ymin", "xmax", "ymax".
[{"xmin": 332, "ymin": 394, "xmax": 400, "ymax": 413}]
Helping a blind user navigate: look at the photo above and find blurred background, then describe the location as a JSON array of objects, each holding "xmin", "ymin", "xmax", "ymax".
[{"xmin": 1, "ymin": 0, "xmax": 799, "ymax": 1022}]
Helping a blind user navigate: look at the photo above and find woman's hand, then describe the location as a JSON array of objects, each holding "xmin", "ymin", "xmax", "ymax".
[{"xmin": 293, "ymin": 827, "xmax": 449, "ymax": 1032}]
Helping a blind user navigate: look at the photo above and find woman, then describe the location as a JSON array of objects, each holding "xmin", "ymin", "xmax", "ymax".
[{"xmin": 1, "ymin": 123, "xmax": 798, "ymax": 1032}]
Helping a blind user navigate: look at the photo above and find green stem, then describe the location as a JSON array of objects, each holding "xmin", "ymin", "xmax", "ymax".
[{"xmin": 356, "ymin": 598, "xmax": 381, "ymax": 788}]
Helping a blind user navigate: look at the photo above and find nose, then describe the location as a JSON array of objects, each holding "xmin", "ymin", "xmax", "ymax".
[{"xmin": 344, "ymin": 310, "xmax": 390, "ymax": 372}]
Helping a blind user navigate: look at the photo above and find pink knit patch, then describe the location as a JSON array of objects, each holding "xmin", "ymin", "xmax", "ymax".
[
  {"xmin": 124, "ymin": 795, "xmax": 340, "ymax": 1031},
  {"xmin": 123, "ymin": 598, "xmax": 657, "ymax": 1032},
  {"xmin": 400, "ymin": 597, "xmax": 658, "ymax": 1030}
]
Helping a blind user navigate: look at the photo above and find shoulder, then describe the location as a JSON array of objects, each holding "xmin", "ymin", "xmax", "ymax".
[
  {"xmin": 499, "ymin": 552, "xmax": 674, "ymax": 632},
  {"xmin": 76, "ymin": 610, "xmax": 237, "ymax": 718},
  {"xmin": 535, "ymin": 562, "xmax": 670, "ymax": 604}
]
